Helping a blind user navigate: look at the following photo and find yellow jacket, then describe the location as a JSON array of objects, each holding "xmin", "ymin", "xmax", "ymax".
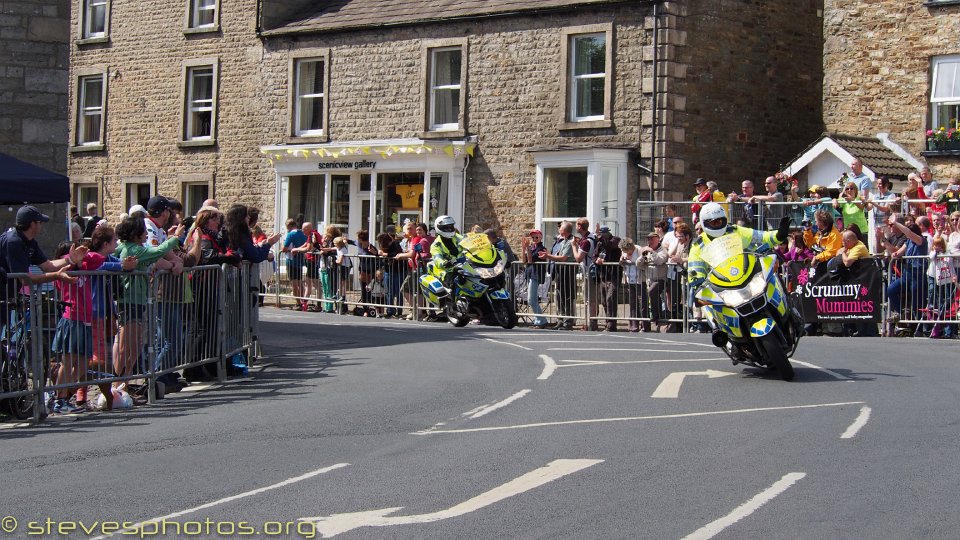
[{"xmin": 803, "ymin": 226, "xmax": 842, "ymax": 263}]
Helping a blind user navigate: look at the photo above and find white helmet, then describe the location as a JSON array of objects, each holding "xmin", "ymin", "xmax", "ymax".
[
  {"xmin": 700, "ymin": 202, "xmax": 728, "ymax": 238},
  {"xmin": 434, "ymin": 215, "xmax": 457, "ymax": 238}
]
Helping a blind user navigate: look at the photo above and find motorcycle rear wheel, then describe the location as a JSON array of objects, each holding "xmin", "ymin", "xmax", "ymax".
[
  {"xmin": 1, "ymin": 355, "xmax": 36, "ymax": 420},
  {"xmin": 757, "ymin": 332, "xmax": 794, "ymax": 381}
]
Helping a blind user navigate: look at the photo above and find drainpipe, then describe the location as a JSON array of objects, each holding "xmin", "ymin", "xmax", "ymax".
[{"xmin": 649, "ymin": 0, "xmax": 661, "ymax": 202}]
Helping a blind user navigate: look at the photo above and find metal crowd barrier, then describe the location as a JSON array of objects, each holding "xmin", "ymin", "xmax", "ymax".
[{"xmin": 0, "ymin": 262, "xmax": 260, "ymax": 422}]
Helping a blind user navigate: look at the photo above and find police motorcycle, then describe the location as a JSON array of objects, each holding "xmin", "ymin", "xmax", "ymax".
[
  {"xmin": 419, "ymin": 232, "xmax": 518, "ymax": 329},
  {"xmin": 690, "ymin": 220, "xmax": 804, "ymax": 381}
]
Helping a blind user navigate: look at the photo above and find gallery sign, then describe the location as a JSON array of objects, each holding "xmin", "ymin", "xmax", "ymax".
[
  {"xmin": 318, "ymin": 160, "xmax": 377, "ymax": 170},
  {"xmin": 786, "ymin": 260, "xmax": 883, "ymax": 322}
]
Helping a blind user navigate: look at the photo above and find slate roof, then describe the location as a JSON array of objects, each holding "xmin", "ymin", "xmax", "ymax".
[
  {"xmin": 828, "ymin": 134, "xmax": 917, "ymax": 179},
  {"xmin": 790, "ymin": 133, "xmax": 917, "ymax": 181},
  {"xmin": 264, "ymin": 0, "xmax": 635, "ymax": 35}
]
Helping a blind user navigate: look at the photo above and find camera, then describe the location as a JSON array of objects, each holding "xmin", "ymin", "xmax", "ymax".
[{"xmin": 801, "ymin": 218, "xmax": 811, "ymax": 228}]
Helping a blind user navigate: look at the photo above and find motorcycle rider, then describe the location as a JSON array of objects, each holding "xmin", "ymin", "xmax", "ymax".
[
  {"xmin": 687, "ymin": 202, "xmax": 791, "ymax": 290},
  {"xmin": 429, "ymin": 215, "xmax": 465, "ymax": 293}
]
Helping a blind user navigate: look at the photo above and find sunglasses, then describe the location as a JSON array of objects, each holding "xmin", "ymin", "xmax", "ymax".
[{"xmin": 844, "ymin": 187, "xmax": 856, "ymax": 192}]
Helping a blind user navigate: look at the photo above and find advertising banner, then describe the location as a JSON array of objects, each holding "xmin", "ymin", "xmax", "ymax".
[{"xmin": 786, "ymin": 260, "xmax": 883, "ymax": 323}]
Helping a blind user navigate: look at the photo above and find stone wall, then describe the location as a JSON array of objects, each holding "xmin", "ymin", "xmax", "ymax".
[
  {"xmin": 657, "ymin": 0, "xmax": 824, "ymax": 196},
  {"xmin": 823, "ymin": 0, "xmax": 960, "ymax": 180},
  {"xmin": 0, "ymin": 0, "xmax": 70, "ymax": 174},
  {"xmin": 67, "ymin": 0, "xmax": 271, "ymax": 221}
]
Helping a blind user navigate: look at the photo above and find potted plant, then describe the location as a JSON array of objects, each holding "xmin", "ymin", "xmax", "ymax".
[{"xmin": 926, "ymin": 126, "xmax": 960, "ymax": 151}]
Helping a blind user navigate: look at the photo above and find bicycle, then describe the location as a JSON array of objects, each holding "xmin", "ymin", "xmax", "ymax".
[{"xmin": 0, "ymin": 297, "xmax": 38, "ymax": 420}]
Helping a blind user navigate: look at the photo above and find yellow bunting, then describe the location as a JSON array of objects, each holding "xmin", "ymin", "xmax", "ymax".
[
  {"xmin": 443, "ymin": 145, "xmax": 455, "ymax": 157},
  {"xmin": 466, "ymin": 144, "xmax": 476, "ymax": 157}
]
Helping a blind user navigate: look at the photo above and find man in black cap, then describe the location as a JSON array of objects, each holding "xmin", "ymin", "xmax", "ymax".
[
  {"xmin": 0, "ymin": 205, "xmax": 84, "ymax": 306},
  {"xmin": 594, "ymin": 226, "xmax": 622, "ymax": 331}
]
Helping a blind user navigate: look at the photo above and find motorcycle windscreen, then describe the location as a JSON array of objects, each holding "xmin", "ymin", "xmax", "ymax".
[
  {"xmin": 460, "ymin": 233, "xmax": 498, "ymax": 265},
  {"xmin": 701, "ymin": 234, "xmax": 752, "ymax": 287}
]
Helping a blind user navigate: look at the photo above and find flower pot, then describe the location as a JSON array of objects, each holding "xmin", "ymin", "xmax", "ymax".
[{"xmin": 928, "ymin": 139, "xmax": 960, "ymax": 151}]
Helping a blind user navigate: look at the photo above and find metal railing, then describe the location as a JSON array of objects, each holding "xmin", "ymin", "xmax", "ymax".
[{"xmin": 0, "ymin": 262, "xmax": 260, "ymax": 422}]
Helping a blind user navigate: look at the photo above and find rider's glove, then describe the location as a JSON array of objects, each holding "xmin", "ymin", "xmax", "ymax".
[
  {"xmin": 775, "ymin": 216, "xmax": 792, "ymax": 243},
  {"xmin": 689, "ymin": 276, "xmax": 705, "ymax": 289}
]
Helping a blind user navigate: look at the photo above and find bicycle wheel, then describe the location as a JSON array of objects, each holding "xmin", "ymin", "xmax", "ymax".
[{"xmin": 1, "ymin": 347, "xmax": 36, "ymax": 420}]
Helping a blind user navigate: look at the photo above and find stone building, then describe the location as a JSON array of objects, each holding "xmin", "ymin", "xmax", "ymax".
[
  {"xmin": 822, "ymin": 0, "xmax": 960, "ymax": 181},
  {"xmin": 1, "ymin": 0, "xmax": 71, "ymax": 250},
  {"xmin": 68, "ymin": 0, "xmax": 823, "ymax": 244}
]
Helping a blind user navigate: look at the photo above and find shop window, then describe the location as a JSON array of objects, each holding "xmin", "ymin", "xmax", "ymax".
[{"xmin": 533, "ymin": 149, "xmax": 629, "ymax": 235}]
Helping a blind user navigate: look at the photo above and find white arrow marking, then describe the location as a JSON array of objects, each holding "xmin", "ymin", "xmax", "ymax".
[
  {"xmin": 790, "ymin": 359, "xmax": 853, "ymax": 381},
  {"xmin": 483, "ymin": 337, "xmax": 532, "ymax": 351},
  {"xmin": 538, "ymin": 354, "xmax": 557, "ymax": 380},
  {"xmin": 301, "ymin": 459, "xmax": 603, "ymax": 537},
  {"xmin": 651, "ymin": 369, "xmax": 737, "ymax": 398}
]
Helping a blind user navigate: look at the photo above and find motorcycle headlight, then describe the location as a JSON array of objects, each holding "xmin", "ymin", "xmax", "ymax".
[
  {"xmin": 717, "ymin": 271, "xmax": 768, "ymax": 307},
  {"xmin": 475, "ymin": 258, "xmax": 506, "ymax": 279}
]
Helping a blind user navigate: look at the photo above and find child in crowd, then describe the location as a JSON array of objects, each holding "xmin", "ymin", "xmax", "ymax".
[
  {"xmin": 366, "ymin": 268, "xmax": 387, "ymax": 317},
  {"xmin": 333, "ymin": 236, "xmax": 352, "ymax": 304},
  {"xmin": 926, "ymin": 236, "xmax": 956, "ymax": 338}
]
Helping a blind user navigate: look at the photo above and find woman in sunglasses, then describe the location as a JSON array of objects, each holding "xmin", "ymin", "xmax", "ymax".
[{"xmin": 833, "ymin": 181, "xmax": 868, "ymax": 243}]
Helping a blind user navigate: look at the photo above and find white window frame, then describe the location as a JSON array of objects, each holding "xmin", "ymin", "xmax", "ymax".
[
  {"xmin": 559, "ymin": 24, "xmax": 613, "ymax": 130},
  {"xmin": 532, "ymin": 149, "xmax": 629, "ymax": 236},
  {"xmin": 121, "ymin": 176, "xmax": 156, "ymax": 211},
  {"xmin": 428, "ymin": 46, "xmax": 463, "ymax": 132},
  {"xmin": 71, "ymin": 178, "xmax": 102, "ymax": 214},
  {"xmin": 82, "ymin": 0, "xmax": 108, "ymax": 40},
  {"xmin": 931, "ymin": 55, "xmax": 960, "ymax": 132},
  {"xmin": 179, "ymin": 58, "xmax": 219, "ymax": 146},
  {"xmin": 294, "ymin": 58, "xmax": 326, "ymax": 137},
  {"xmin": 77, "ymin": 74, "xmax": 105, "ymax": 146},
  {"xmin": 179, "ymin": 173, "xmax": 214, "ymax": 216},
  {"xmin": 570, "ymin": 33, "xmax": 606, "ymax": 122}
]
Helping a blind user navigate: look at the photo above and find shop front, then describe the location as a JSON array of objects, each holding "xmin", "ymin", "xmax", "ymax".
[{"xmin": 262, "ymin": 139, "xmax": 474, "ymax": 236}]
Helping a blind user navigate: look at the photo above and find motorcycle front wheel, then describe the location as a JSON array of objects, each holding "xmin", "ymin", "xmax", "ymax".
[
  {"xmin": 757, "ymin": 331, "xmax": 794, "ymax": 381},
  {"xmin": 446, "ymin": 299, "xmax": 470, "ymax": 327},
  {"xmin": 491, "ymin": 299, "xmax": 518, "ymax": 329}
]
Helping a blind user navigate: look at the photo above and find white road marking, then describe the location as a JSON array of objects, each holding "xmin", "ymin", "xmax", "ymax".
[
  {"xmin": 88, "ymin": 463, "xmax": 350, "ymax": 540},
  {"xmin": 483, "ymin": 338, "xmax": 532, "ymax": 351},
  {"xmin": 790, "ymin": 359, "xmax": 853, "ymax": 381},
  {"xmin": 548, "ymin": 348, "xmax": 709, "ymax": 353},
  {"xmin": 681, "ymin": 472, "xmax": 806, "ymax": 540},
  {"xmin": 177, "ymin": 383, "xmax": 212, "ymax": 393},
  {"xmin": 413, "ymin": 402, "xmax": 865, "ymax": 435},
  {"xmin": 538, "ymin": 354, "xmax": 558, "ymax": 380},
  {"xmin": 840, "ymin": 405, "xmax": 872, "ymax": 439},
  {"xmin": 0, "ymin": 421, "xmax": 31, "ymax": 430},
  {"xmin": 468, "ymin": 389, "xmax": 531, "ymax": 419},
  {"xmin": 635, "ymin": 336, "xmax": 717, "ymax": 347},
  {"xmin": 300, "ymin": 459, "xmax": 603, "ymax": 537},
  {"xmin": 651, "ymin": 370, "xmax": 738, "ymax": 398},
  {"xmin": 559, "ymin": 357, "xmax": 728, "ymax": 366}
]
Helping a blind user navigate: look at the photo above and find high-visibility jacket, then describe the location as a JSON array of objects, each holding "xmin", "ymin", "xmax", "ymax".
[
  {"xmin": 687, "ymin": 225, "xmax": 780, "ymax": 281},
  {"xmin": 430, "ymin": 234, "xmax": 464, "ymax": 266}
]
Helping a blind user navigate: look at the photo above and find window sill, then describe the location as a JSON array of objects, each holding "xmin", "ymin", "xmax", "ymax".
[
  {"xmin": 285, "ymin": 134, "xmax": 329, "ymax": 144},
  {"xmin": 921, "ymin": 149, "xmax": 960, "ymax": 158},
  {"xmin": 69, "ymin": 144, "xmax": 105, "ymax": 153},
  {"xmin": 925, "ymin": 0, "xmax": 960, "ymax": 7},
  {"xmin": 183, "ymin": 26, "xmax": 221, "ymax": 36},
  {"xmin": 420, "ymin": 129, "xmax": 465, "ymax": 140},
  {"xmin": 559, "ymin": 119, "xmax": 613, "ymax": 131},
  {"xmin": 76, "ymin": 36, "xmax": 109, "ymax": 46},
  {"xmin": 177, "ymin": 139, "xmax": 216, "ymax": 148}
]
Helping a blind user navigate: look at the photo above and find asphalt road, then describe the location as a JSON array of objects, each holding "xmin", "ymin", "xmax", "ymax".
[{"xmin": 1, "ymin": 310, "xmax": 959, "ymax": 539}]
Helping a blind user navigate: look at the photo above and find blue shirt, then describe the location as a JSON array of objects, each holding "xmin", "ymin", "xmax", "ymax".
[
  {"xmin": 284, "ymin": 230, "xmax": 307, "ymax": 251},
  {"xmin": 851, "ymin": 172, "xmax": 873, "ymax": 195},
  {"xmin": 0, "ymin": 228, "xmax": 47, "ymax": 295}
]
